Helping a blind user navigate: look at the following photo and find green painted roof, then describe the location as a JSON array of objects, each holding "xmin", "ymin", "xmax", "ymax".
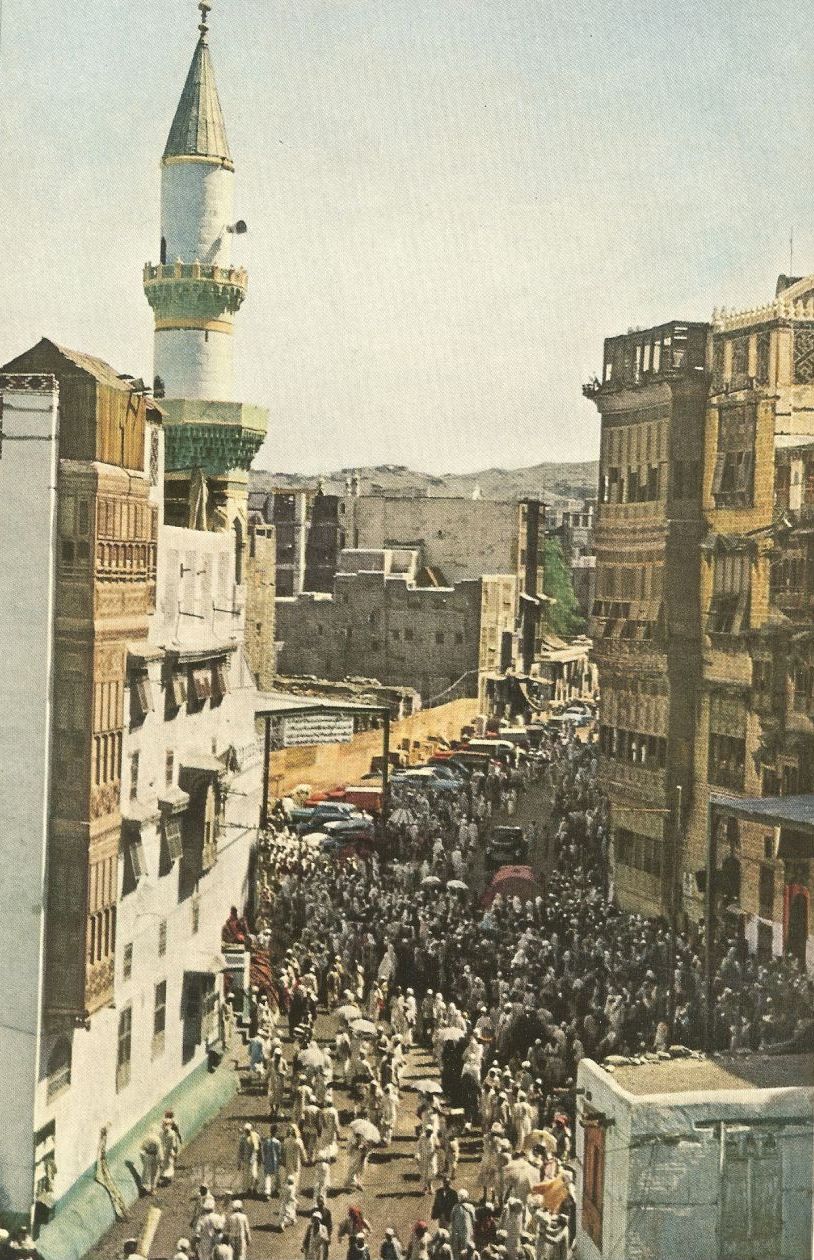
[{"xmin": 164, "ymin": 32, "xmax": 233, "ymax": 167}]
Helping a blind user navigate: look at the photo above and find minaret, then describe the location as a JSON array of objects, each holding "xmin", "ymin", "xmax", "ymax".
[{"xmin": 144, "ymin": 0, "xmax": 267, "ymax": 531}]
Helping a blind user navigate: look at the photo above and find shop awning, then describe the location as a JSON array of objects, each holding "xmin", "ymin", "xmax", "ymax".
[{"xmin": 710, "ymin": 791, "xmax": 814, "ymax": 834}]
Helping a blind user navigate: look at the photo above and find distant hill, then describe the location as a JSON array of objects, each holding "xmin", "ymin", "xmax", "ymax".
[{"xmin": 250, "ymin": 461, "xmax": 598, "ymax": 506}]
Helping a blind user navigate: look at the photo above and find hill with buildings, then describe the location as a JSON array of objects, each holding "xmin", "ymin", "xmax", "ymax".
[{"xmin": 250, "ymin": 461, "xmax": 598, "ymax": 505}]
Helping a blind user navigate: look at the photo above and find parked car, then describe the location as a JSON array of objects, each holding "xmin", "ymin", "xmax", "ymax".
[
  {"xmin": 484, "ymin": 825, "xmax": 528, "ymax": 873},
  {"xmin": 323, "ymin": 813, "xmax": 375, "ymax": 838},
  {"xmin": 294, "ymin": 802, "xmax": 360, "ymax": 833}
]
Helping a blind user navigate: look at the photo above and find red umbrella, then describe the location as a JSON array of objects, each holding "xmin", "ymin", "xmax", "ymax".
[{"xmin": 481, "ymin": 865, "xmax": 541, "ymax": 908}]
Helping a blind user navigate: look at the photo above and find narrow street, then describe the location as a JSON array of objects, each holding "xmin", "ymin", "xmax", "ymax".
[{"xmin": 89, "ymin": 776, "xmax": 557, "ymax": 1260}]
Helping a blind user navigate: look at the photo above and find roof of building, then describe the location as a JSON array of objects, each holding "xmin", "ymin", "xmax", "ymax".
[
  {"xmin": 595, "ymin": 1052, "xmax": 814, "ymax": 1098},
  {"xmin": 164, "ymin": 24, "xmax": 232, "ymax": 167},
  {"xmin": 1, "ymin": 338, "xmax": 136, "ymax": 391},
  {"xmin": 710, "ymin": 791, "xmax": 814, "ymax": 834}
]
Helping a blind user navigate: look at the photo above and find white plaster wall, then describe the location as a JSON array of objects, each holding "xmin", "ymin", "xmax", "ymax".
[
  {"xmin": 37, "ymin": 521, "xmax": 263, "ymax": 1196},
  {"xmin": 0, "ymin": 385, "xmax": 59, "ymax": 1215},
  {"xmin": 155, "ymin": 327, "xmax": 234, "ymax": 404},
  {"xmin": 575, "ymin": 1060, "xmax": 814, "ymax": 1260},
  {"xmin": 161, "ymin": 161, "xmax": 233, "ymax": 266},
  {"xmin": 351, "ymin": 497, "xmax": 521, "ymax": 584}
]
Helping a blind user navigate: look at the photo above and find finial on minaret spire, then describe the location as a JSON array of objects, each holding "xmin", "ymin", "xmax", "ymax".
[{"xmin": 198, "ymin": 0, "xmax": 211, "ymax": 39}]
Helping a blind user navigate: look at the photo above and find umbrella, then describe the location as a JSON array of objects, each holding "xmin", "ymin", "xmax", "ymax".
[
  {"xmin": 412, "ymin": 1079, "xmax": 444, "ymax": 1095},
  {"xmin": 350, "ymin": 1018, "xmax": 377, "ymax": 1037},
  {"xmin": 421, "ymin": 875, "xmax": 443, "ymax": 888},
  {"xmin": 297, "ymin": 1042, "xmax": 324, "ymax": 1069},
  {"xmin": 436, "ymin": 1027, "xmax": 466, "ymax": 1043},
  {"xmin": 446, "ymin": 879, "xmax": 468, "ymax": 892},
  {"xmin": 335, "ymin": 1004, "xmax": 362, "ymax": 1022},
  {"xmin": 389, "ymin": 806, "xmax": 416, "ymax": 826},
  {"xmin": 350, "ymin": 1118, "xmax": 381, "ymax": 1143}
]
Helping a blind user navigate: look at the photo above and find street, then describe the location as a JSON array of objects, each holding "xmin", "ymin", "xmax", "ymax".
[{"xmin": 88, "ymin": 777, "xmax": 556, "ymax": 1260}]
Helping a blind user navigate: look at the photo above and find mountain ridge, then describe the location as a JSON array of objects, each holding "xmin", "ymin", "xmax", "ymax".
[{"xmin": 250, "ymin": 460, "xmax": 598, "ymax": 505}]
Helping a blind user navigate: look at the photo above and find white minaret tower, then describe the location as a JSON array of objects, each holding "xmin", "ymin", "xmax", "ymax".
[
  {"xmin": 143, "ymin": 1, "xmax": 267, "ymax": 531},
  {"xmin": 144, "ymin": 0, "xmax": 246, "ymax": 403}
]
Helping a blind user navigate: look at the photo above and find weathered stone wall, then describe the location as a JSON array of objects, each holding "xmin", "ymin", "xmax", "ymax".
[{"xmin": 267, "ymin": 697, "xmax": 478, "ymax": 797}]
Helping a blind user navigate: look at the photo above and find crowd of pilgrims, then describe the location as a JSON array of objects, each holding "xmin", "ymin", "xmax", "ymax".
[{"xmin": 153, "ymin": 725, "xmax": 814, "ymax": 1260}]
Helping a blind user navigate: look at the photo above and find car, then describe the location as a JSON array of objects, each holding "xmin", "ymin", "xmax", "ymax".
[
  {"xmin": 484, "ymin": 825, "xmax": 528, "ymax": 873},
  {"xmin": 295, "ymin": 802, "xmax": 360, "ymax": 834},
  {"xmin": 415, "ymin": 763, "xmax": 468, "ymax": 786},
  {"xmin": 323, "ymin": 813, "xmax": 375, "ymax": 837}
]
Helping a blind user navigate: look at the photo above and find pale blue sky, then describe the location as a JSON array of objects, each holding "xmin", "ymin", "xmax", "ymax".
[{"xmin": 0, "ymin": 0, "xmax": 811, "ymax": 473}]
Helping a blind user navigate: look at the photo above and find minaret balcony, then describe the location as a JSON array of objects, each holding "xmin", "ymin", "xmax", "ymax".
[{"xmin": 143, "ymin": 261, "xmax": 248, "ymax": 325}]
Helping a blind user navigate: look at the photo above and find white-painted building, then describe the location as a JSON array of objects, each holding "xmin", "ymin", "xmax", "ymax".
[
  {"xmin": 33, "ymin": 406, "xmax": 263, "ymax": 1213},
  {"xmin": 0, "ymin": 375, "xmax": 59, "ymax": 1221},
  {"xmin": 575, "ymin": 1054, "xmax": 814, "ymax": 1260}
]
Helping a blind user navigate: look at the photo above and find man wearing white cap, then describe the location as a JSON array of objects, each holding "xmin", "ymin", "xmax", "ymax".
[
  {"xmin": 172, "ymin": 1240, "xmax": 191, "ymax": 1260},
  {"xmin": 226, "ymin": 1199, "xmax": 251, "ymax": 1260}
]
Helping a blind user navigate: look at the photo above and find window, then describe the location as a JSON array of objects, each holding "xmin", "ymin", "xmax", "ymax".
[
  {"xmin": 123, "ymin": 942, "xmax": 133, "ymax": 981},
  {"xmin": 212, "ymin": 659, "xmax": 230, "ymax": 703},
  {"xmin": 712, "ymin": 404, "xmax": 756, "ymax": 507},
  {"xmin": 165, "ymin": 749, "xmax": 175, "ymax": 788},
  {"xmin": 131, "ymin": 674, "xmax": 153, "ymax": 722},
  {"xmin": 168, "ymin": 670, "xmax": 187, "ymax": 711},
  {"xmin": 404, "ymin": 628, "xmax": 414, "ymax": 643},
  {"xmin": 127, "ymin": 830, "xmax": 147, "ymax": 881},
  {"xmin": 708, "ymin": 551, "xmax": 750, "ymax": 635},
  {"xmin": 615, "ymin": 828, "xmax": 662, "ymax": 877},
  {"xmin": 153, "ymin": 981, "xmax": 167, "ymax": 1059},
  {"xmin": 163, "ymin": 812, "xmax": 184, "ymax": 863},
  {"xmin": 191, "ymin": 893, "xmax": 200, "ymax": 935},
  {"xmin": 233, "ymin": 518, "xmax": 243, "ymax": 586},
  {"xmin": 116, "ymin": 1006, "xmax": 132, "ymax": 1092},
  {"xmin": 189, "ymin": 667, "xmax": 212, "ymax": 706},
  {"xmin": 160, "ymin": 236, "xmax": 167, "ymax": 264},
  {"xmin": 435, "ymin": 632, "xmax": 445, "ymax": 646},
  {"xmin": 158, "ymin": 918, "xmax": 167, "ymax": 958},
  {"xmin": 391, "ymin": 628, "xmax": 400, "ymax": 641},
  {"xmin": 582, "ymin": 1121, "xmax": 605, "ymax": 1248},
  {"xmin": 708, "ymin": 732, "xmax": 746, "ymax": 791},
  {"xmin": 129, "ymin": 752, "xmax": 139, "ymax": 801},
  {"xmin": 46, "ymin": 1037, "xmax": 72, "ymax": 1100},
  {"xmin": 759, "ymin": 863, "xmax": 775, "ymax": 919},
  {"xmin": 455, "ymin": 631, "xmax": 464, "ymax": 645}
]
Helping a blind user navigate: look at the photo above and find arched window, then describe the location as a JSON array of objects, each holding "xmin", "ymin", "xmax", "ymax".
[
  {"xmin": 47, "ymin": 1036, "xmax": 72, "ymax": 1098},
  {"xmin": 160, "ymin": 237, "xmax": 167, "ymax": 265},
  {"xmin": 233, "ymin": 518, "xmax": 243, "ymax": 586}
]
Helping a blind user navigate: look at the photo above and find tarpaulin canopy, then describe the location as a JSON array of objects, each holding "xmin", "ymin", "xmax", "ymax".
[{"xmin": 482, "ymin": 864, "xmax": 541, "ymax": 907}]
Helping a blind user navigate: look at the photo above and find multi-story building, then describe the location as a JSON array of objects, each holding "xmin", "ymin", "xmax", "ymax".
[
  {"xmin": 0, "ymin": 5, "xmax": 271, "ymax": 1248},
  {"xmin": 586, "ymin": 321, "xmax": 709, "ymax": 916},
  {"xmin": 275, "ymin": 546, "xmax": 516, "ymax": 705},
  {"xmin": 682, "ymin": 279, "xmax": 814, "ymax": 967},
  {"xmin": 248, "ymin": 486, "xmax": 344, "ymax": 598}
]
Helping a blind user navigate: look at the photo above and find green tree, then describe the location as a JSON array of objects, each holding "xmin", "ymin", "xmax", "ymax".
[{"xmin": 542, "ymin": 535, "xmax": 585, "ymax": 639}]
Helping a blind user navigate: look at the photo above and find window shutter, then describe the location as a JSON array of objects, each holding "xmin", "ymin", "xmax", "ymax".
[
  {"xmin": 712, "ymin": 451, "xmax": 727, "ymax": 495},
  {"xmin": 163, "ymin": 814, "xmax": 184, "ymax": 862}
]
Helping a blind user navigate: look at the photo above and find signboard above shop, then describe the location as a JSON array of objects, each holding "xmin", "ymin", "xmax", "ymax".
[{"xmin": 271, "ymin": 710, "xmax": 355, "ymax": 748}]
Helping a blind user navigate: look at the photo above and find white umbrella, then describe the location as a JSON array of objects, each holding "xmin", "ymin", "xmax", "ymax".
[
  {"xmin": 412, "ymin": 1079, "xmax": 444, "ymax": 1095},
  {"xmin": 421, "ymin": 875, "xmax": 443, "ymax": 888},
  {"xmin": 350, "ymin": 1018, "xmax": 377, "ymax": 1037},
  {"xmin": 389, "ymin": 806, "xmax": 416, "ymax": 826},
  {"xmin": 350, "ymin": 1118, "xmax": 381, "ymax": 1143},
  {"xmin": 335, "ymin": 1004, "xmax": 362, "ymax": 1022},
  {"xmin": 298, "ymin": 1042, "xmax": 324, "ymax": 1069},
  {"xmin": 436, "ymin": 1027, "xmax": 466, "ymax": 1043},
  {"xmin": 446, "ymin": 879, "xmax": 468, "ymax": 892}
]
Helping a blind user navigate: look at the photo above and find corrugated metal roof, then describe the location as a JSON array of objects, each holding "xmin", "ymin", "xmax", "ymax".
[
  {"xmin": 164, "ymin": 33, "xmax": 232, "ymax": 166},
  {"xmin": 711, "ymin": 791, "xmax": 814, "ymax": 832}
]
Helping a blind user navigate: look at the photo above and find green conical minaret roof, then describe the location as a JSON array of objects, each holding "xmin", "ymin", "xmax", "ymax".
[{"xmin": 163, "ymin": 2, "xmax": 233, "ymax": 168}]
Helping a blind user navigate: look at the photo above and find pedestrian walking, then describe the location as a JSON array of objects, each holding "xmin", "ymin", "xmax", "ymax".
[
  {"xmin": 237, "ymin": 1123, "xmax": 261, "ymax": 1196},
  {"xmin": 225, "ymin": 1200, "xmax": 251, "ymax": 1260}
]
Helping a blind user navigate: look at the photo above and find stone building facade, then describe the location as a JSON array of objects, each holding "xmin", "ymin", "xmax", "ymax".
[
  {"xmin": 586, "ymin": 321, "xmax": 709, "ymax": 916},
  {"xmin": 275, "ymin": 547, "xmax": 516, "ymax": 705},
  {"xmin": 681, "ymin": 279, "xmax": 814, "ymax": 967}
]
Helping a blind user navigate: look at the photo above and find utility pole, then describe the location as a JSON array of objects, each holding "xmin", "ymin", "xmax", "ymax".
[
  {"xmin": 380, "ymin": 709, "xmax": 391, "ymax": 856},
  {"xmin": 260, "ymin": 714, "xmax": 272, "ymax": 832},
  {"xmin": 704, "ymin": 796, "xmax": 718, "ymax": 1053},
  {"xmin": 667, "ymin": 783, "xmax": 682, "ymax": 1032}
]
